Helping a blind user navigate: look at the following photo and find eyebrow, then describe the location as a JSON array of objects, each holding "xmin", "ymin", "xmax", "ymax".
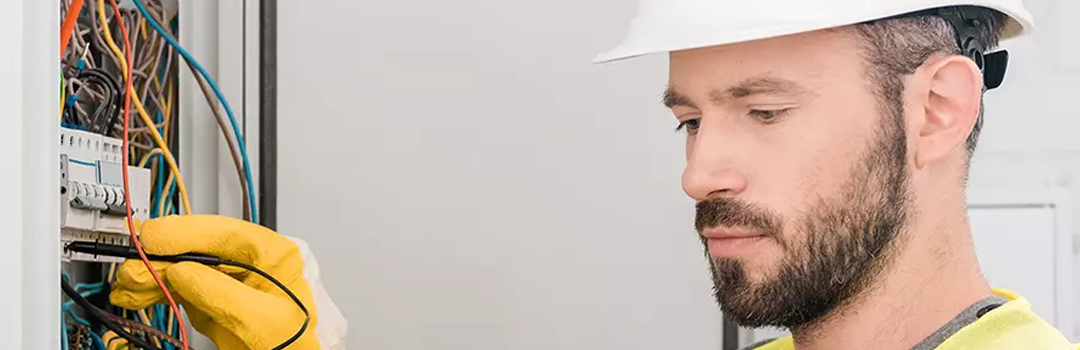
[
  {"xmin": 662, "ymin": 88, "xmax": 696, "ymax": 109},
  {"xmin": 663, "ymin": 76, "xmax": 810, "ymax": 109}
]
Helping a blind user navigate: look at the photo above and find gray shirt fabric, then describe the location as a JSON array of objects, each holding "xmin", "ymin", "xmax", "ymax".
[
  {"xmin": 909, "ymin": 295, "xmax": 1008, "ymax": 350},
  {"xmin": 739, "ymin": 296, "xmax": 1009, "ymax": 350}
]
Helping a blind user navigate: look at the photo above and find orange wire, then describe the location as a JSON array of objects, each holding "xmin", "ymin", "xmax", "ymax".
[
  {"xmin": 108, "ymin": 2, "xmax": 191, "ymax": 350},
  {"xmin": 60, "ymin": 0, "xmax": 86, "ymax": 58}
]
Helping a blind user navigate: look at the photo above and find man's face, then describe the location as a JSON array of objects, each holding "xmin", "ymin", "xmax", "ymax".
[{"xmin": 667, "ymin": 29, "xmax": 914, "ymax": 329}]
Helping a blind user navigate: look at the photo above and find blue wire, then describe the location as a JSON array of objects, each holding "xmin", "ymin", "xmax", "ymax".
[
  {"xmin": 153, "ymin": 48, "xmax": 168, "ymax": 219},
  {"xmin": 132, "ymin": 0, "xmax": 258, "ymax": 224},
  {"xmin": 157, "ymin": 305, "xmax": 174, "ymax": 350},
  {"xmin": 63, "ymin": 308, "xmax": 92, "ymax": 328},
  {"xmin": 163, "ymin": 179, "xmax": 178, "ymax": 215},
  {"xmin": 144, "ymin": 152, "xmax": 166, "ymax": 217},
  {"xmin": 75, "ymin": 282, "xmax": 105, "ymax": 291},
  {"xmin": 90, "ymin": 332, "xmax": 106, "ymax": 350},
  {"xmin": 61, "ymin": 310, "xmax": 69, "ymax": 350}
]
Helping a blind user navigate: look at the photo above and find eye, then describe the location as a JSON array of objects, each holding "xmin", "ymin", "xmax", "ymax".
[
  {"xmin": 675, "ymin": 119, "xmax": 701, "ymax": 133},
  {"xmin": 749, "ymin": 108, "xmax": 792, "ymax": 123}
]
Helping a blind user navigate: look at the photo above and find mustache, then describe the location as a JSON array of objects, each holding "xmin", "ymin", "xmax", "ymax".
[{"xmin": 695, "ymin": 198, "xmax": 783, "ymax": 238}]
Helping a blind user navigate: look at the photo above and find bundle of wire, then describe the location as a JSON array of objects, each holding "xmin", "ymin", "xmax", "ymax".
[{"xmin": 60, "ymin": 0, "xmax": 259, "ymax": 348}]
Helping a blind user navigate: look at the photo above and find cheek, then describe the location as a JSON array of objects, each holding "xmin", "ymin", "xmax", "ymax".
[{"xmin": 753, "ymin": 107, "xmax": 878, "ymax": 225}]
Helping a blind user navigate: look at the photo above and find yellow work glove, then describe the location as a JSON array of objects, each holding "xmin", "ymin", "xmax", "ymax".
[{"xmin": 110, "ymin": 215, "xmax": 320, "ymax": 350}]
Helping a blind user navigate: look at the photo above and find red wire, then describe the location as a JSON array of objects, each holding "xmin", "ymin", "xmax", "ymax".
[
  {"xmin": 109, "ymin": 2, "xmax": 191, "ymax": 350},
  {"xmin": 60, "ymin": 0, "xmax": 86, "ymax": 58}
]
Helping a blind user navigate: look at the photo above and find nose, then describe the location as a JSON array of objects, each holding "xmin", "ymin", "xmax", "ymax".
[{"xmin": 681, "ymin": 128, "xmax": 749, "ymax": 201}]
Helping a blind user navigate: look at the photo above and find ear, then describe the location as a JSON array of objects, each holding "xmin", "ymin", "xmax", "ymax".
[{"xmin": 913, "ymin": 55, "xmax": 983, "ymax": 169}]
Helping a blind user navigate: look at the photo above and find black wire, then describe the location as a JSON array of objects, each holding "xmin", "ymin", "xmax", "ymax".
[
  {"xmin": 62, "ymin": 99, "xmax": 76, "ymax": 125},
  {"xmin": 77, "ymin": 68, "xmax": 122, "ymax": 135},
  {"xmin": 220, "ymin": 260, "xmax": 311, "ymax": 350},
  {"xmin": 61, "ymin": 277, "xmax": 165, "ymax": 350}
]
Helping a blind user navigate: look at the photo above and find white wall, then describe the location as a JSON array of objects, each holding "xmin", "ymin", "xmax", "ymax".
[
  {"xmin": 276, "ymin": 1, "xmax": 725, "ymax": 349},
  {"xmin": 979, "ymin": 0, "xmax": 1080, "ymax": 153}
]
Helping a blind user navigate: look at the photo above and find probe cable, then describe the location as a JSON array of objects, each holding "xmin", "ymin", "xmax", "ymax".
[{"xmin": 65, "ymin": 241, "xmax": 312, "ymax": 350}]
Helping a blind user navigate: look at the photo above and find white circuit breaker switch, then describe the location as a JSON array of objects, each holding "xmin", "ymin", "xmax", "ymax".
[
  {"xmin": 96, "ymin": 163, "xmax": 151, "ymax": 233},
  {"xmin": 60, "ymin": 127, "xmax": 152, "ymax": 262}
]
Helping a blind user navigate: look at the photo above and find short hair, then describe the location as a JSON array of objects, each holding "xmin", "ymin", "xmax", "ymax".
[{"xmin": 852, "ymin": 6, "xmax": 1010, "ymax": 158}]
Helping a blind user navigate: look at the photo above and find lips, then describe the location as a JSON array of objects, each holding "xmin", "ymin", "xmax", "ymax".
[
  {"xmin": 700, "ymin": 227, "xmax": 766, "ymax": 240},
  {"xmin": 701, "ymin": 227, "xmax": 769, "ymax": 257}
]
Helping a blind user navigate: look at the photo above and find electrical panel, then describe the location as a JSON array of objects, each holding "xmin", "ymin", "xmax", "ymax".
[{"xmin": 60, "ymin": 127, "xmax": 151, "ymax": 263}]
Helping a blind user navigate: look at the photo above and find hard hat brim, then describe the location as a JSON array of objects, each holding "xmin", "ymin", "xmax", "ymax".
[{"xmin": 592, "ymin": 2, "xmax": 1033, "ymax": 64}]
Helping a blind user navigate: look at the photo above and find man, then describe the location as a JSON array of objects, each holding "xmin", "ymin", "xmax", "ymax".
[{"xmin": 592, "ymin": 0, "xmax": 1076, "ymax": 349}]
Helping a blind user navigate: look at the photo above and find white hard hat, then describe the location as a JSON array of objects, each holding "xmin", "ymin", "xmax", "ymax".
[{"xmin": 593, "ymin": 0, "xmax": 1035, "ymax": 63}]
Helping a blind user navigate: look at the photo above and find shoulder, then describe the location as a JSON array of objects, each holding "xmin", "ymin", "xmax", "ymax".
[
  {"xmin": 739, "ymin": 337, "xmax": 792, "ymax": 350},
  {"xmin": 937, "ymin": 296, "xmax": 1073, "ymax": 350}
]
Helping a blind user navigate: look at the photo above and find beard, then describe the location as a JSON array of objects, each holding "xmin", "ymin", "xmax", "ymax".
[{"xmin": 696, "ymin": 115, "xmax": 912, "ymax": 330}]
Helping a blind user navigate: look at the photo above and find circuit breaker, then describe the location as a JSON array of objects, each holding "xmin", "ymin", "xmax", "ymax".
[{"xmin": 60, "ymin": 127, "xmax": 151, "ymax": 263}]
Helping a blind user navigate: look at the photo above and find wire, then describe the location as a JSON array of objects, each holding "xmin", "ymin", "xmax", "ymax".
[
  {"xmin": 60, "ymin": 0, "xmax": 87, "ymax": 58},
  {"xmin": 98, "ymin": 1, "xmax": 190, "ymax": 349},
  {"xmin": 103, "ymin": 312, "xmax": 189, "ymax": 350},
  {"xmin": 61, "ymin": 309, "xmax": 69, "ymax": 350},
  {"xmin": 132, "ymin": 0, "xmax": 259, "ymax": 224},
  {"xmin": 130, "ymin": 4, "xmax": 248, "ymax": 220},
  {"xmin": 159, "ymin": 172, "xmax": 175, "ymax": 216},
  {"xmin": 60, "ymin": 71, "xmax": 66, "ymax": 121},
  {"xmin": 90, "ymin": 331, "xmax": 107, "ymax": 350},
  {"xmin": 101, "ymin": 331, "xmax": 124, "ymax": 350},
  {"xmin": 139, "ymin": 148, "xmax": 164, "ymax": 167},
  {"xmin": 221, "ymin": 261, "xmax": 312, "ymax": 350},
  {"xmin": 138, "ymin": 309, "xmax": 164, "ymax": 349},
  {"xmin": 97, "ymin": 0, "xmax": 191, "ymax": 215},
  {"xmin": 183, "ymin": 58, "xmax": 252, "ymax": 221},
  {"xmin": 62, "ymin": 278, "xmax": 165, "ymax": 350},
  {"xmin": 77, "ymin": 68, "xmax": 121, "ymax": 134}
]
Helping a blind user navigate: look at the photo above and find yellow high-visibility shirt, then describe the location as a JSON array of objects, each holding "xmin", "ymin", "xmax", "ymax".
[{"xmin": 747, "ymin": 289, "xmax": 1077, "ymax": 350}]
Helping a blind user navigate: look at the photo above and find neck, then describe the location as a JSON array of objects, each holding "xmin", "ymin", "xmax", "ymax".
[{"xmin": 790, "ymin": 204, "xmax": 993, "ymax": 350}]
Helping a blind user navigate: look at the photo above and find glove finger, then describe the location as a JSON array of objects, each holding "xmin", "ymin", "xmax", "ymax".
[
  {"xmin": 139, "ymin": 215, "xmax": 295, "ymax": 264},
  {"xmin": 166, "ymin": 261, "xmax": 304, "ymax": 350},
  {"xmin": 110, "ymin": 260, "xmax": 251, "ymax": 309},
  {"xmin": 110, "ymin": 260, "xmax": 175, "ymax": 309},
  {"xmin": 184, "ymin": 305, "xmax": 249, "ymax": 350},
  {"xmin": 113, "ymin": 260, "xmax": 173, "ymax": 291}
]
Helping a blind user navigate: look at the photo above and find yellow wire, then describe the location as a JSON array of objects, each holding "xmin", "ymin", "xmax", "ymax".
[
  {"xmin": 102, "ymin": 331, "xmax": 128, "ymax": 350},
  {"xmin": 107, "ymin": 262, "xmax": 118, "ymax": 283},
  {"xmin": 139, "ymin": 18, "xmax": 148, "ymax": 40},
  {"xmin": 138, "ymin": 148, "xmax": 164, "ymax": 168},
  {"xmin": 136, "ymin": 309, "xmax": 163, "ymax": 348},
  {"xmin": 160, "ymin": 172, "xmax": 176, "ymax": 216},
  {"xmin": 97, "ymin": 0, "xmax": 191, "ymax": 215},
  {"xmin": 167, "ymin": 309, "xmax": 175, "ymax": 340},
  {"xmin": 59, "ymin": 74, "xmax": 66, "ymax": 121}
]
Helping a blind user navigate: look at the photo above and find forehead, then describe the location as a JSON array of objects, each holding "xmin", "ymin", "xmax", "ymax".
[{"xmin": 668, "ymin": 28, "xmax": 866, "ymax": 90}]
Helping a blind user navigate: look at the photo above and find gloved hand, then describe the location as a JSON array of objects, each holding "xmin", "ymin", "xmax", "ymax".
[{"xmin": 110, "ymin": 215, "xmax": 320, "ymax": 350}]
